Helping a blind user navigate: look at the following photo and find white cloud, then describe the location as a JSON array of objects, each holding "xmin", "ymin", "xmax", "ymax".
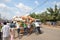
[
  {"xmin": 16, "ymin": 3, "xmax": 32, "ymax": 12},
  {"xmin": 0, "ymin": 3, "xmax": 32, "ymax": 19},
  {"xmin": 0, "ymin": 0, "xmax": 11, "ymax": 3},
  {"xmin": 39, "ymin": 9, "xmax": 47, "ymax": 13},
  {"xmin": 15, "ymin": 11, "xmax": 21, "ymax": 16},
  {"xmin": 0, "ymin": 3, "xmax": 18, "ymax": 19},
  {"xmin": 0, "ymin": 3, "xmax": 33, "ymax": 19},
  {"xmin": 51, "ymin": 1, "xmax": 60, "ymax": 7},
  {"xmin": 0, "ymin": 12, "xmax": 11, "ymax": 19},
  {"xmin": 55, "ymin": 2, "xmax": 60, "ymax": 7},
  {"xmin": 3, "ymin": 0, "xmax": 11, "ymax": 2},
  {"xmin": 15, "ymin": 11, "xmax": 30, "ymax": 17},
  {"xmin": 5, "ymin": 0, "xmax": 11, "ymax": 2},
  {"xmin": 0, "ymin": 3, "xmax": 7, "ymax": 8},
  {"xmin": 15, "ymin": 3, "xmax": 33, "ymax": 17},
  {"xmin": 34, "ymin": 1, "xmax": 39, "ymax": 5}
]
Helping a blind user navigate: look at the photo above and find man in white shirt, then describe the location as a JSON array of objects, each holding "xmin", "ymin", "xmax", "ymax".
[
  {"xmin": 34, "ymin": 22, "xmax": 41, "ymax": 34},
  {"xmin": 1, "ymin": 22, "xmax": 10, "ymax": 40}
]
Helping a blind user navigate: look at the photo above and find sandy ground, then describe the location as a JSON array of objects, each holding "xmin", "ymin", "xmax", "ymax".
[{"xmin": 14, "ymin": 25, "xmax": 60, "ymax": 40}]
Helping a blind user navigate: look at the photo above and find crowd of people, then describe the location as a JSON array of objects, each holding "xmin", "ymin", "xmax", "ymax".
[{"xmin": 0, "ymin": 20, "xmax": 42, "ymax": 40}]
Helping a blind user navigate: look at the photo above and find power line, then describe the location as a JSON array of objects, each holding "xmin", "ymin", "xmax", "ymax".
[{"xmin": 29, "ymin": 0, "xmax": 48, "ymax": 13}]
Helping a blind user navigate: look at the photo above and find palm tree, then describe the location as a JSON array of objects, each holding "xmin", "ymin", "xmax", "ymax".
[{"xmin": 47, "ymin": 5, "xmax": 60, "ymax": 21}]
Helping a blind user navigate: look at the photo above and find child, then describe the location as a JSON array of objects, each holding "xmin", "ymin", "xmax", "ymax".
[{"xmin": 10, "ymin": 28, "xmax": 14, "ymax": 40}]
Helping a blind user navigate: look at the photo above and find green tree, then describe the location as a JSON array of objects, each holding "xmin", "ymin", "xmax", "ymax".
[
  {"xmin": 29, "ymin": 5, "xmax": 60, "ymax": 23},
  {"xmin": 47, "ymin": 5, "xmax": 60, "ymax": 21},
  {"xmin": 29, "ymin": 12, "xmax": 36, "ymax": 18}
]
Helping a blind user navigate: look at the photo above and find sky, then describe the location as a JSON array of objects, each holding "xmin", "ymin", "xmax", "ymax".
[{"xmin": 0, "ymin": 0, "xmax": 60, "ymax": 19}]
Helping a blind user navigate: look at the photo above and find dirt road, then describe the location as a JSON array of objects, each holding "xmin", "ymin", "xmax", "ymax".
[{"xmin": 15, "ymin": 25, "xmax": 60, "ymax": 40}]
